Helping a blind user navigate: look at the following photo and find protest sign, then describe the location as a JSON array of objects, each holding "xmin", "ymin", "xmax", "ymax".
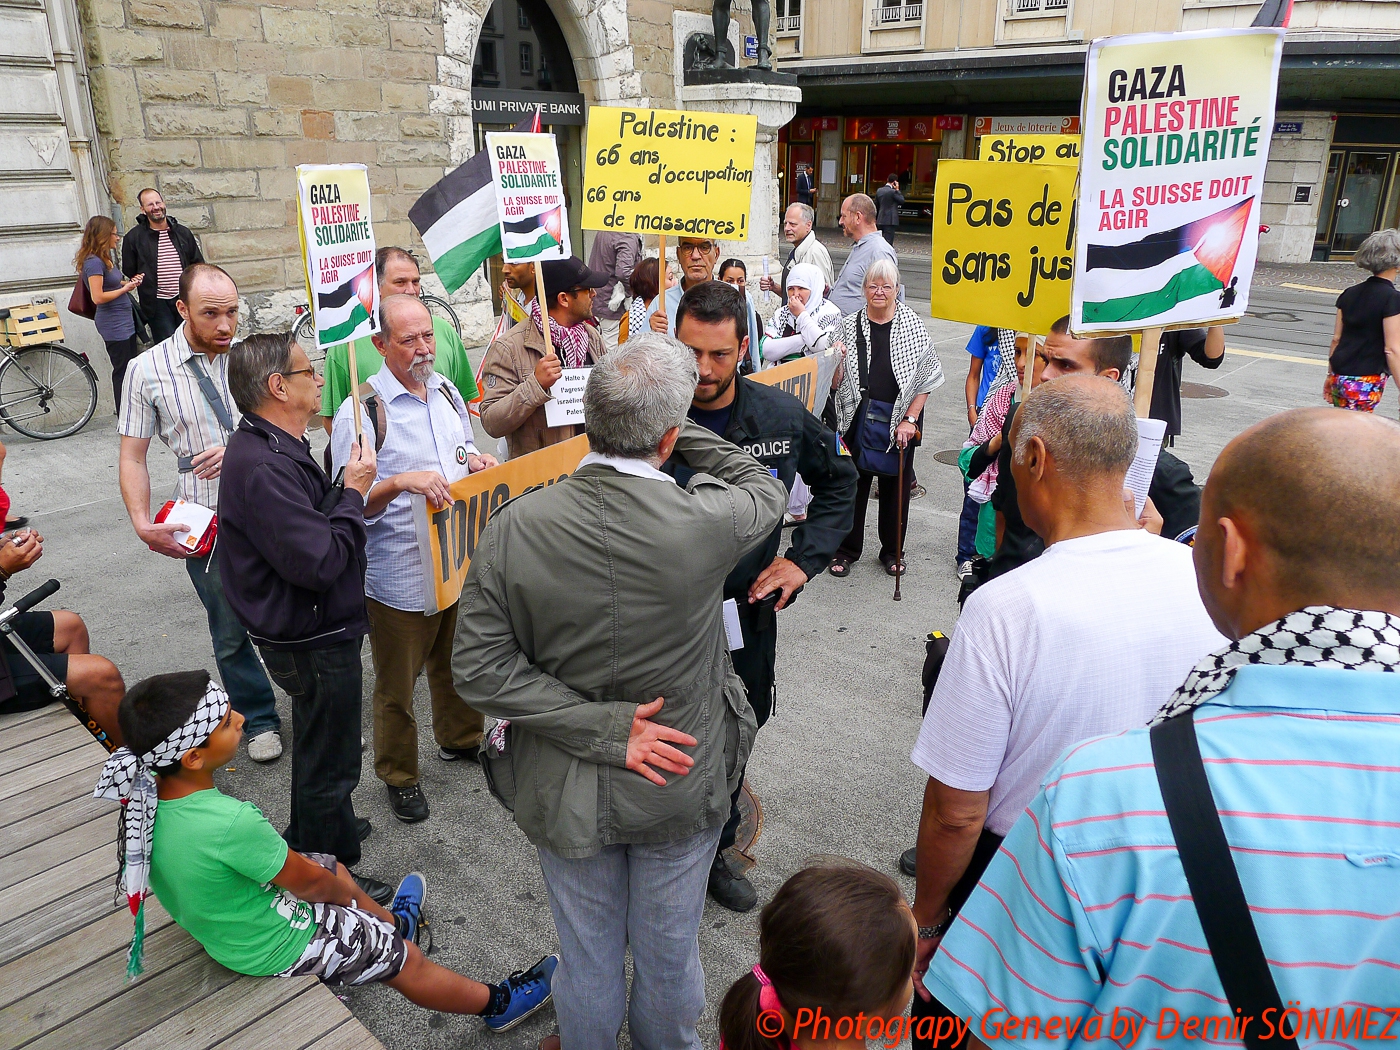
[
  {"xmin": 1072, "ymin": 27, "xmax": 1285, "ymax": 333},
  {"xmin": 929, "ymin": 160, "xmax": 1080, "ymax": 334},
  {"xmin": 296, "ymin": 164, "xmax": 377, "ymax": 349},
  {"xmin": 543, "ymin": 367, "xmax": 590, "ymax": 427},
  {"xmin": 581, "ymin": 106, "xmax": 759, "ymax": 238},
  {"xmin": 484, "ymin": 131, "xmax": 571, "ymax": 262},
  {"xmin": 978, "ymin": 134, "xmax": 1081, "ymax": 165},
  {"xmin": 750, "ymin": 355, "xmax": 818, "ymax": 412},
  {"xmin": 413, "ymin": 435, "xmax": 591, "ymax": 614}
]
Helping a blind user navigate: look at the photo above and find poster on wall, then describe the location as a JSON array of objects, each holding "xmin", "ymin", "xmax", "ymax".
[
  {"xmin": 296, "ymin": 164, "xmax": 377, "ymax": 349},
  {"xmin": 1072, "ymin": 27, "xmax": 1285, "ymax": 333}
]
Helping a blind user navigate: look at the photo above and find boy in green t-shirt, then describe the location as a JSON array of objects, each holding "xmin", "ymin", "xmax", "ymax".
[{"xmin": 95, "ymin": 671, "xmax": 554, "ymax": 1032}]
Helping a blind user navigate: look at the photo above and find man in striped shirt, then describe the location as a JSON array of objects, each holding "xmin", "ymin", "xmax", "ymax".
[
  {"xmin": 927, "ymin": 407, "xmax": 1400, "ymax": 1046},
  {"xmin": 121, "ymin": 188, "xmax": 204, "ymax": 345},
  {"xmin": 118, "ymin": 263, "xmax": 283, "ymax": 764}
]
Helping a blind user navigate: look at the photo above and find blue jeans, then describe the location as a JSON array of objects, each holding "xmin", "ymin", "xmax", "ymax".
[
  {"xmin": 536, "ymin": 825, "xmax": 722, "ymax": 1050},
  {"xmin": 260, "ymin": 639, "xmax": 365, "ymax": 868},
  {"xmin": 957, "ymin": 486, "xmax": 980, "ymax": 564},
  {"xmin": 186, "ymin": 554, "xmax": 280, "ymax": 736}
]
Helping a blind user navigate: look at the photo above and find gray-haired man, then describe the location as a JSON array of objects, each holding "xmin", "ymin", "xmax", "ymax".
[
  {"xmin": 760, "ymin": 202, "xmax": 834, "ymax": 300},
  {"xmin": 454, "ymin": 334, "xmax": 787, "ymax": 1050}
]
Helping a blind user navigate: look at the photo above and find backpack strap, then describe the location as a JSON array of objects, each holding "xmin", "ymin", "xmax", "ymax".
[{"xmin": 1151, "ymin": 712, "xmax": 1299, "ymax": 1050}]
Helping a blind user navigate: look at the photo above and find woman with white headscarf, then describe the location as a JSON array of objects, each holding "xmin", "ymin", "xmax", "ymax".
[{"xmin": 762, "ymin": 263, "xmax": 843, "ymax": 366}]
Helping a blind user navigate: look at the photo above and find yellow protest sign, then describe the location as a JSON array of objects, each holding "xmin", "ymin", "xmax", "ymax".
[
  {"xmin": 978, "ymin": 134, "xmax": 1081, "ymax": 165},
  {"xmin": 750, "ymin": 356, "xmax": 818, "ymax": 412},
  {"xmin": 581, "ymin": 106, "xmax": 759, "ymax": 238},
  {"xmin": 413, "ymin": 435, "xmax": 590, "ymax": 614},
  {"xmin": 929, "ymin": 160, "xmax": 1079, "ymax": 334}
]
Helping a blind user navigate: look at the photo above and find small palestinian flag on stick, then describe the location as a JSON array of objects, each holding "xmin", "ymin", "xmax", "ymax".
[
  {"xmin": 1078, "ymin": 198, "xmax": 1251, "ymax": 324},
  {"xmin": 409, "ymin": 112, "xmax": 540, "ymax": 295},
  {"xmin": 317, "ymin": 263, "xmax": 377, "ymax": 345}
]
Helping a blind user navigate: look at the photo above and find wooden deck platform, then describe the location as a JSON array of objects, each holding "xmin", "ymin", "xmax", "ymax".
[{"xmin": 0, "ymin": 703, "xmax": 386, "ymax": 1050}]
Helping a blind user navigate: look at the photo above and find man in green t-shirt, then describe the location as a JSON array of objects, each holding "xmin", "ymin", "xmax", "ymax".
[
  {"xmin": 96, "ymin": 669, "xmax": 557, "ymax": 1028},
  {"xmin": 319, "ymin": 247, "xmax": 479, "ymax": 433}
]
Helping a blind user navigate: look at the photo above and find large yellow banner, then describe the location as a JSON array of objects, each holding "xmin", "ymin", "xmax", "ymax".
[
  {"xmin": 581, "ymin": 106, "xmax": 759, "ymax": 238},
  {"xmin": 977, "ymin": 134, "xmax": 1081, "ymax": 165},
  {"xmin": 750, "ymin": 356, "xmax": 818, "ymax": 412},
  {"xmin": 929, "ymin": 160, "xmax": 1079, "ymax": 334},
  {"xmin": 413, "ymin": 435, "xmax": 590, "ymax": 614}
]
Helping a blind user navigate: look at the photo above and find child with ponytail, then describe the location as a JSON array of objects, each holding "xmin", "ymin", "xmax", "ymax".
[{"xmin": 719, "ymin": 864, "xmax": 917, "ymax": 1050}]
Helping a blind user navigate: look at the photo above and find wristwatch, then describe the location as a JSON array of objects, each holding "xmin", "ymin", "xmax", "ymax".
[
  {"xmin": 903, "ymin": 415, "xmax": 919, "ymax": 425},
  {"xmin": 918, "ymin": 912, "xmax": 954, "ymax": 940}
]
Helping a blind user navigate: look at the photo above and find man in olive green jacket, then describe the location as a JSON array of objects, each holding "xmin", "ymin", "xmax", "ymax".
[{"xmin": 453, "ymin": 334, "xmax": 787, "ymax": 1050}]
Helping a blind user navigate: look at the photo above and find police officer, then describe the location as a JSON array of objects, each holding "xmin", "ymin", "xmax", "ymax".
[{"xmin": 670, "ymin": 281, "xmax": 858, "ymax": 911}]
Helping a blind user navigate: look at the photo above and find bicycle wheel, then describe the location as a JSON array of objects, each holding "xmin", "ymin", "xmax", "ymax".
[
  {"xmin": 421, "ymin": 293, "xmax": 462, "ymax": 340},
  {"xmin": 292, "ymin": 309, "xmax": 324, "ymax": 370},
  {"xmin": 0, "ymin": 345, "xmax": 98, "ymax": 439}
]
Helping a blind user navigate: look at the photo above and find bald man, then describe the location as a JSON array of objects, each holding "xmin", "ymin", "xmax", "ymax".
[
  {"xmin": 906, "ymin": 375, "xmax": 1225, "ymax": 1049},
  {"xmin": 118, "ymin": 262, "xmax": 283, "ymax": 763},
  {"xmin": 926, "ymin": 407, "xmax": 1400, "ymax": 1042}
]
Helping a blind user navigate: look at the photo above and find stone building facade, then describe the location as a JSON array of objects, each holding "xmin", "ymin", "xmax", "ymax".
[{"xmin": 0, "ymin": 0, "xmax": 785, "ymax": 406}]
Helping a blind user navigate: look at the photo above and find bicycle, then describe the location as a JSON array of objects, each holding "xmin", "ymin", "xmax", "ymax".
[
  {"xmin": 0, "ymin": 299, "xmax": 99, "ymax": 440},
  {"xmin": 292, "ymin": 292, "xmax": 462, "ymax": 371}
]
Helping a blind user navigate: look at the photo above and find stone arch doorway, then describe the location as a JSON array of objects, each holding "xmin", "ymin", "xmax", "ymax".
[{"xmin": 468, "ymin": 0, "xmax": 588, "ymax": 298}]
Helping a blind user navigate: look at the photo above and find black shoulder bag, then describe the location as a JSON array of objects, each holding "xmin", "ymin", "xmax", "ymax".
[
  {"xmin": 1151, "ymin": 712, "xmax": 1300, "ymax": 1050},
  {"xmin": 851, "ymin": 314, "xmax": 901, "ymax": 477}
]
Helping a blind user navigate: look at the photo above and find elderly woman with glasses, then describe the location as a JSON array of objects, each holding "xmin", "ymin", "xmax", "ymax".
[
  {"xmin": 828, "ymin": 258, "xmax": 943, "ymax": 577},
  {"xmin": 1325, "ymin": 228, "xmax": 1400, "ymax": 412}
]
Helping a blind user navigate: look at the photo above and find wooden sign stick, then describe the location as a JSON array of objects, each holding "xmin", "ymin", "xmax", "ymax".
[
  {"xmin": 1133, "ymin": 327, "xmax": 1164, "ymax": 417},
  {"xmin": 534, "ymin": 258, "xmax": 556, "ymax": 360},
  {"xmin": 347, "ymin": 330, "xmax": 364, "ymax": 447},
  {"xmin": 657, "ymin": 234, "xmax": 667, "ymax": 332},
  {"xmin": 1021, "ymin": 331, "xmax": 1038, "ymax": 403}
]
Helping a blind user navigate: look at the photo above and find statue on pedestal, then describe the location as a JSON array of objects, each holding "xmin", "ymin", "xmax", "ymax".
[{"xmin": 691, "ymin": 0, "xmax": 772, "ymax": 71}]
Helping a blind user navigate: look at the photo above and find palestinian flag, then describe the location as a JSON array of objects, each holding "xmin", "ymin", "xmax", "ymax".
[
  {"xmin": 502, "ymin": 206, "xmax": 564, "ymax": 260},
  {"xmin": 317, "ymin": 263, "xmax": 376, "ymax": 345},
  {"xmin": 1079, "ymin": 198, "xmax": 1252, "ymax": 324},
  {"xmin": 409, "ymin": 112, "xmax": 539, "ymax": 294}
]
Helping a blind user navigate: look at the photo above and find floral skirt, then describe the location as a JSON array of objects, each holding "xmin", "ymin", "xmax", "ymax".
[{"xmin": 1323, "ymin": 372, "xmax": 1386, "ymax": 411}]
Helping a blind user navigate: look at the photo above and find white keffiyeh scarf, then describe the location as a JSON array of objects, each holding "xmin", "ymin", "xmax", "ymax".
[
  {"xmin": 93, "ymin": 680, "xmax": 230, "ymax": 976},
  {"xmin": 1151, "ymin": 607, "xmax": 1400, "ymax": 724},
  {"xmin": 832, "ymin": 303, "xmax": 944, "ymax": 443}
]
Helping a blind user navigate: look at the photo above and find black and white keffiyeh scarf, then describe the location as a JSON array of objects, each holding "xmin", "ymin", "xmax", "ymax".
[
  {"xmin": 1151, "ymin": 606, "xmax": 1400, "ymax": 725},
  {"xmin": 833, "ymin": 303, "xmax": 944, "ymax": 442},
  {"xmin": 93, "ymin": 680, "xmax": 230, "ymax": 977}
]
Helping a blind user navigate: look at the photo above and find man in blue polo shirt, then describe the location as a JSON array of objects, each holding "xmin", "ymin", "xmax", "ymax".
[{"xmin": 923, "ymin": 407, "xmax": 1400, "ymax": 1044}]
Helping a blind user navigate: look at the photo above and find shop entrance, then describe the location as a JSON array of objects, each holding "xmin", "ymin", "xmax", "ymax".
[{"xmin": 1315, "ymin": 149, "xmax": 1397, "ymax": 258}]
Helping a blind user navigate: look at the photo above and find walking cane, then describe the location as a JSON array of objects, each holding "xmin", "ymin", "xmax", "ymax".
[{"xmin": 893, "ymin": 437, "xmax": 906, "ymax": 602}]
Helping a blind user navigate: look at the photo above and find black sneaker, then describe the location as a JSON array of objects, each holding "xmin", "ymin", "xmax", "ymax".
[
  {"xmin": 899, "ymin": 847, "xmax": 917, "ymax": 878},
  {"xmin": 356, "ymin": 817, "xmax": 373, "ymax": 843},
  {"xmin": 351, "ymin": 871, "xmax": 395, "ymax": 907},
  {"xmin": 708, "ymin": 852, "xmax": 758, "ymax": 912},
  {"xmin": 438, "ymin": 744, "xmax": 481, "ymax": 762},
  {"xmin": 388, "ymin": 783, "xmax": 430, "ymax": 823}
]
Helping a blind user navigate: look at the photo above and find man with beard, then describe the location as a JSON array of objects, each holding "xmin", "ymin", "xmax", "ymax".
[
  {"xmin": 122, "ymin": 187, "xmax": 204, "ymax": 344},
  {"xmin": 331, "ymin": 295, "xmax": 497, "ymax": 823},
  {"xmin": 670, "ymin": 281, "xmax": 857, "ymax": 911}
]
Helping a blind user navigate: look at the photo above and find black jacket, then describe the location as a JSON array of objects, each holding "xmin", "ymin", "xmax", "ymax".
[
  {"xmin": 121, "ymin": 214, "xmax": 203, "ymax": 311},
  {"xmin": 875, "ymin": 184, "xmax": 905, "ymax": 226},
  {"xmin": 668, "ymin": 375, "xmax": 858, "ymax": 597},
  {"xmin": 217, "ymin": 414, "xmax": 369, "ymax": 651}
]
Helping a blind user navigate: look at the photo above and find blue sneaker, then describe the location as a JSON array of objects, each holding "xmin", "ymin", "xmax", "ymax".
[
  {"xmin": 484, "ymin": 954, "xmax": 559, "ymax": 1032},
  {"xmin": 390, "ymin": 872, "xmax": 426, "ymax": 944}
]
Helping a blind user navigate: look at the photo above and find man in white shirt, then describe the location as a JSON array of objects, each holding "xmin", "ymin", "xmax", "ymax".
[
  {"xmin": 759, "ymin": 203, "xmax": 834, "ymax": 300},
  {"xmin": 906, "ymin": 374, "xmax": 1224, "ymax": 1046},
  {"xmin": 331, "ymin": 295, "xmax": 498, "ymax": 824}
]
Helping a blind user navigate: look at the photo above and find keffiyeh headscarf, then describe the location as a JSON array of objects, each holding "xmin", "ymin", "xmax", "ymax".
[
  {"xmin": 93, "ymin": 681, "xmax": 230, "ymax": 977},
  {"xmin": 1152, "ymin": 607, "xmax": 1400, "ymax": 724},
  {"xmin": 530, "ymin": 296, "xmax": 593, "ymax": 370}
]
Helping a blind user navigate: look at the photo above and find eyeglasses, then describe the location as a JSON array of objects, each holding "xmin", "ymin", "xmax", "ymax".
[
  {"xmin": 678, "ymin": 242, "xmax": 716, "ymax": 256},
  {"xmin": 278, "ymin": 367, "xmax": 317, "ymax": 380}
]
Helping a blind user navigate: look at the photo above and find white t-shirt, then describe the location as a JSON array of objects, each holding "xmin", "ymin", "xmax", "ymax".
[{"xmin": 911, "ymin": 528, "xmax": 1226, "ymax": 836}]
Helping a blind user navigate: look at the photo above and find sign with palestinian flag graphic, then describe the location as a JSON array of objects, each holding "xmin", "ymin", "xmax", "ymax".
[
  {"xmin": 484, "ymin": 132, "xmax": 571, "ymax": 263},
  {"xmin": 296, "ymin": 164, "xmax": 378, "ymax": 348},
  {"xmin": 1072, "ymin": 27, "xmax": 1284, "ymax": 333}
]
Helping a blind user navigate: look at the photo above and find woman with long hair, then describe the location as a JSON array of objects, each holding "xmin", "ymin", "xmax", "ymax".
[{"xmin": 75, "ymin": 215, "xmax": 143, "ymax": 409}]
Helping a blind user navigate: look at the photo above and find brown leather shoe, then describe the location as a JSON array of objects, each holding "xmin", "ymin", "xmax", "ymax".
[{"xmin": 539, "ymin": 1035, "xmax": 562, "ymax": 1050}]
